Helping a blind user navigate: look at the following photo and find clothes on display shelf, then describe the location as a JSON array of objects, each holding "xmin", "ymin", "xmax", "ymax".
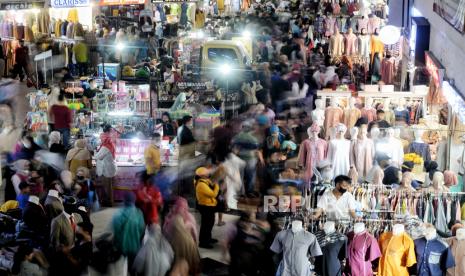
[
  {"xmin": 329, "ymin": 32, "xmax": 344, "ymax": 57},
  {"xmin": 381, "ymin": 57, "xmax": 396, "ymax": 85},
  {"xmin": 344, "ymin": 32, "xmax": 357, "ymax": 56},
  {"xmin": 408, "ymin": 142, "xmax": 432, "ymax": 162},
  {"xmin": 324, "ymin": 16, "xmax": 337, "ymax": 37},
  {"xmin": 357, "ymin": 17, "xmax": 369, "ymax": 33}
]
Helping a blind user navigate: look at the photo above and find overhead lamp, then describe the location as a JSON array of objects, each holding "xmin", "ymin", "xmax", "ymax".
[{"xmin": 379, "ymin": 25, "xmax": 401, "ymax": 45}]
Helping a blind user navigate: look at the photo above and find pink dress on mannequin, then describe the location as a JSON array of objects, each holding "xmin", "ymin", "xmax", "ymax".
[{"xmin": 298, "ymin": 138, "xmax": 328, "ymax": 184}]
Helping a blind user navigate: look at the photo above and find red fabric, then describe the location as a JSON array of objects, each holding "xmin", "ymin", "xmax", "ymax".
[
  {"xmin": 135, "ymin": 185, "xmax": 163, "ymax": 225},
  {"xmin": 99, "ymin": 132, "xmax": 116, "ymax": 158},
  {"xmin": 51, "ymin": 105, "xmax": 72, "ymax": 129}
]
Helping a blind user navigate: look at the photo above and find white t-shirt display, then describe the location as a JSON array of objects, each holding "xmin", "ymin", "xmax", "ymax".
[{"xmin": 317, "ymin": 189, "xmax": 357, "ymax": 220}]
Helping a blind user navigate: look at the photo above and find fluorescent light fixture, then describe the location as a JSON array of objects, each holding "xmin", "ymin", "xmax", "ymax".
[
  {"xmin": 108, "ymin": 111, "xmax": 134, "ymax": 116},
  {"xmin": 116, "ymin": 43, "xmax": 125, "ymax": 51},
  {"xmin": 379, "ymin": 25, "xmax": 401, "ymax": 45},
  {"xmin": 242, "ymin": 30, "xmax": 252, "ymax": 38},
  {"xmin": 219, "ymin": 64, "xmax": 232, "ymax": 75}
]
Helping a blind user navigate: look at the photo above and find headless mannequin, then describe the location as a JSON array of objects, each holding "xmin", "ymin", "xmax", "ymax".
[
  {"xmin": 378, "ymin": 128, "xmax": 404, "ymax": 167},
  {"xmin": 328, "ymin": 124, "xmax": 351, "ymax": 177},
  {"xmin": 324, "ymin": 98, "xmax": 343, "ymax": 139},
  {"xmin": 408, "ymin": 129, "xmax": 431, "ymax": 161},
  {"xmin": 393, "ymin": 224, "xmax": 405, "ymax": 236},
  {"xmin": 394, "ymin": 98, "xmax": 409, "ymax": 125},
  {"xmin": 350, "ymin": 127, "xmax": 359, "ymax": 141},
  {"xmin": 323, "ymin": 221, "xmax": 336, "ymax": 234},
  {"xmin": 344, "ymin": 97, "xmax": 361, "ymax": 136},
  {"xmin": 329, "ymin": 29, "xmax": 344, "ymax": 57},
  {"xmin": 312, "ymin": 99, "xmax": 325, "ymax": 127},
  {"xmin": 354, "ymin": 222, "xmax": 366, "ymax": 234},
  {"xmin": 358, "ymin": 28, "xmax": 370, "ymax": 61},
  {"xmin": 351, "ymin": 125, "xmax": 375, "ymax": 180},
  {"xmin": 344, "ymin": 27, "xmax": 357, "ymax": 55},
  {"xmin": 361, "ymin": 98, "xmax": 377, "ymax": 123},
  {"xmin": 292, "ymin": 220, "xmax": 303, "ymax": 233},
  {"xmin": 383, "ymin": 98, "xmax": 395, "ymax": 124}
]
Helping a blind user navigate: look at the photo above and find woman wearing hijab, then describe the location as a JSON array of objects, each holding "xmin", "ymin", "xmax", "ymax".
[
  {"xmin": 65, "ymin": 139, "xmax": 92, "ymax": 177},
  {"xmin": 95, "ymin": 124, "xmax": 117, "ymax": 207},
  {"xmin": 163, "ymin": 197, "xmax": 198, "ymax": 244},
  {"xmin": 48, "ymin": 131, "xmax": 66, "ymax": 155},
  {"xmin": 166, "ymin": 215, "xmax": 200, "ymax": 276}
]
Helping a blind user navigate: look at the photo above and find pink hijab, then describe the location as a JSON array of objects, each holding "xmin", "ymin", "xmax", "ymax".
[{"xmin": 163, "ymin": 197, "xmax": 198, "ymax": 243}]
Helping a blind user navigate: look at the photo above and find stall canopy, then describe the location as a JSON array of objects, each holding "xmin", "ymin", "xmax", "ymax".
[{"xmin": 99, "ymin": 0, "xmax": 145, "ymax": 5}]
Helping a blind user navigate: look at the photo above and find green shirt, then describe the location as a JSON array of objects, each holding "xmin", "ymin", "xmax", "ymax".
[{"xmin": 73, "ymin": 42, "xmax": 88, "ymax": 63}]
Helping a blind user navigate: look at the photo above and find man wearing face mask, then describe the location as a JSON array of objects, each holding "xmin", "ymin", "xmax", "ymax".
[{"xmin": 313, "ymin": 175, "xmax": 358, "ymax": 220}]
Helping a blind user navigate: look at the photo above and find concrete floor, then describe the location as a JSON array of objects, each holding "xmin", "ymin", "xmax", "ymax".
[{"xmin": 90, "ymin": 207, "xmax": 239, "ymax": 265}]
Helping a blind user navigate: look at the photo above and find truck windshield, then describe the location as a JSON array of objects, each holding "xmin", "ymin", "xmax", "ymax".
[{"xmin": 207, "ymin": 48, "xmax": 238, "ymax": 65}]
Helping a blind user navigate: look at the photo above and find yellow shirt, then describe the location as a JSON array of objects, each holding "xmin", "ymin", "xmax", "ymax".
[
  {"xmin": 195, "ymin": 178, "xmax": 219, "ymax": 206},
  {"xmin": 144, "ymin": 145, "xmax": 161, "ymax": 175},
  {"xmin": 378, "ymin": 232, "xmax": 416, "ymax": 276},
  {"xmin": 73, "ymin": 42, "xmax": 88, "ymax": 63}
]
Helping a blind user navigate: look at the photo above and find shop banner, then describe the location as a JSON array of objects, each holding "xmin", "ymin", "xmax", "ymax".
[
  {"xmin": 151, "ymin": 0, "xmax": 196, "ymax": 2},
  {"xmin": 425, "ymin": 51, "xmax": 445, "ymax": 88},
  {"xmin": 99, "ymin": 0, "xmax": 145, "ymax": 5},
  {"xmin": 0, "ymin": 1, "xmax": 44, "ymax": 10},
  {"xmin": 51, "ymin": 0, "xmax": 90, "ymax": 8}
]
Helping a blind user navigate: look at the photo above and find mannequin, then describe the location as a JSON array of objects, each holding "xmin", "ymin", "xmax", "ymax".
[
  {"xmin": 323, "ymin": 221, "xmax": 336, "ymax": 234},
  {"xmin": 383, "ymin": 98, "xmax": 395, "ymax": 125},
  {"xmin": 291, "ymin": 220, "xmax": 303, "ymax": 233},
  {"xmin": 343, "ymin": 97, "xmax": 361, "ymax": 133},
  {"xmin": 298, "ymin": 123, "xmax": 328, "ymax": 185},
  {"xmin": 358, "ymin": 28, "xmax": 370, "ymax": 62},
  {"xmin": 414, "ymin": 223, "xmax": 455, "ymax": 275},
  {"xmin": 379, "ymin": 128, "xmax": 404, "ymax": 167},
  {"xmin": 408, "ymin": 129, "xmax": 431, "ymax": 161},
  {"xmin": 367, "ymin": 14, "xmax": 381, "ymax": 35},
  {"xmin": 324, "ymin": 97, "xmax": 343, "ymax": 139},
  {"xmin": 347, "ymin": 220, "xmax": 381, "ymax": 276},
  {"xmin": 393, "ymin": 224, "xmax": 405, "ymax": 235},
  {"xmin": 361, "ymin": 97, "xmax": 376, "ymax": 123},
  {"xmin": 324, "ymin": 15, "xmax": 337, "ymax": 37},
  {"xmin": 394, "ymin": 98, "xmax": 409, "ymax": 125},
  {"xmin": 357, "ymin": 15, "xmax": 369, "ymax": 33},
  {"xmin": 349, "ymin": 127, "xmax": 359, "ymax": 141},
  {"xmin": 394, "ymin": 128, "xmax": 410, "ymax": 152},
  {"xmin": 381, "ymin": 51, "xmax": 396, "ymax": 85},
  {"xmin": 350, "ymin": 125, "xmax": 375, "ymax": 180},
  {"xmin": 329, "ymin": 29, "xmax": 344, "ymax": 57},
  {"xmin": 312, "ymin": 99, "xmax": 325, "ymax": 127},
  {"xmin": 436, "ymin": 136, "xmax": 448, "ymax": 171},
  {"xmin": 370, "ymin": 29, "xmax": 384, "ymax": 63},
  {"xmin": 446, "ymin": 228, "xmax": 465, "ymax": 275},
  {"xmin": 344, "ymin": 28, "xmax": 358, "ymax": 56},
  {"xmin": 315, "ymin": 220, "xmax": 347, "ymax": 276},
  {"xmin": 271, "ymin": 219, "xmax": 322, "ymax": 276},
  {"xmin": 354, "ymin": 222, "xmax": 366, "ymax": 234},
  {"xmin": 327, "ymin": 123, "xmax": 351, "ymax": 177}
]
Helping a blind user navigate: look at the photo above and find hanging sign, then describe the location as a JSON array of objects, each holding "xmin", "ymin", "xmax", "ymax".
[
  {"xmin": 0, "ymin": 1, "xmax": 44, "ymax": 10},
  {"xmin": 99, "ymin": 0, "xmax": 145, "ymax": 5},
  {"xmin": 51, "ymin": 0, "xmax": 90, "ymax": 8},
  {"xmin": 425, "ymin": 51, "xmax": 445, "ymax": 88}
]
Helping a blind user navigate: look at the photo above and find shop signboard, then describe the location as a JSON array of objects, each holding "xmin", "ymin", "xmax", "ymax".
[
  {"xmin": 151, "ymin": 0, "xmax": 196, "ymax": 2},
  {"xmin": 99, "ymin": 0, "xmax": 145, "ymax": 5},
  {"xmin": 51, "ymin": 0, "xmax": 90, "ymax": 8},
  {"xmin": 176, "ymin": 82, "xmax": 208, "ymax": 91},
  {"xmin": 0, "ymin": 1, "xmax": 44, "ymax": 10},
  {"xmin": 425, "ymin": 51, "xmax": 445, "ymax": 88}
]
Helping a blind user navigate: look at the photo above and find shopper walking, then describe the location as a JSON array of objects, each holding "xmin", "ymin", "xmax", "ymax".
[
  {"xmin": 49, "ymin": 94, "xmax": 72, "ymax": 149},
  {"xmin": 95, "ymin": 125, "xmax": 117, "ymax": 207},
  {"xmin": 194, "ymin": 167, "xmax": 219, "ymax": 248},
  {"xmin": 65, "ymin": 139, "xmax": 92, "ymax": 177},
  {"xmin": 11, "ymin": 40, "xmax": 29, "ymax": 81},
  {"xmin": 135, "ymin": 171, "xmax": 163, "ymax": 225}
]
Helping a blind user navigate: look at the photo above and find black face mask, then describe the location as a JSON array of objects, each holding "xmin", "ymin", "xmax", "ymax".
[
  {"xmin": 77, "ymin": 176, "xmax": 85, "ymax": 181},
  {"xmin": 338, "ymin": 187, "xmax": 347, "ymax": 194},
  {"xmin": 75, "ymin": 233, "xmax": 84, "ymax": 242}
]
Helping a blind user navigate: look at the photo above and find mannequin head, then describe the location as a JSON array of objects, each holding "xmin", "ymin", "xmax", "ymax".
[
  {"xmin": 323, "ymin": 221, "xmax": 336, "ymax": 234},
  {"xmin": 400, "ymin": 172, "xmax": 413, "ymax": 189},
  {"xmin": 414, "ymin": 129, "xmax": 424, "ymax": 142},
  {"xmin": 386, "ymin": 128, "xmax": 395, "ymax": 138},
  {"xmin": 361, "ymin": 28, "xmax": 367, "ymax": 35},
  {"xmin": 398, "ymin": 98, "xmax": 406, "ymax": 109},
  {"xmin": 350, "ymin": 127, "xmax": 359, "ymax": 140},
  {"xmin": 432, "ymin": 171, "xmax": 445, "ymax": 191},
  {"xmin": 354, "ymin": 222, "xmax": 366, "ymax": 234},
  {"xmin": 330, "ymin": 97, "xmax": 338, "ymax": 108},
  {"xmin": 423, "ymin": 223, "xmax": 437, "ymax": 240},
  {"xmin": 365, "ymin": 97, "xmax": 373, "ymax": 108},
  {"xmin": 349, "ymin": 97, "xmax": 356, "ymax": 109},
  {"xmin": 456, "ymin": 228, "xmax": 465, "ymax": 240},
  {"xmin": 315, "ymin": 99, "xmax": 324, "ymax": 110},
  {"xmin": 307, "ymin": 123, "xmax": 321, "ymax": 140},
  {"xmin": 393, "ymin": 224, "xmax": 405, "ymax": 235},
  {"xmin": 335, "ymin": 123, "xmax": 347, "ymax": 138},
  {"xmin": 370, "ymin": 127, "xmax": 380, "ymax": 140},
  {"xmin": 358, "ymin": 125, "xmax": 368, "ymax": 139},
  {"xmin": 291, "ymin": 219, "xmax": 303, "ymax": 233}
]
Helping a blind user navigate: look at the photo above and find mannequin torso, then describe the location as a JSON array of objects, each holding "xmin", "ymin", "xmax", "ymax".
[
  {"xmin": 329, "ymin": 31, "xmax": 344, "ymax": 57},
  {"xmin": 298, "ymin": 127, "xmax": 328, "ymax": 183},
  {"xmin": 351, "ymin": 131, "xmax": 375, "ymax": 179},
  {"xmin": 328, "ymin": 134, "xmax": 351, "ymax": 177},
  {"xmin": 324, "ymin": 106, "xmax": 343, "ymax": 139}
]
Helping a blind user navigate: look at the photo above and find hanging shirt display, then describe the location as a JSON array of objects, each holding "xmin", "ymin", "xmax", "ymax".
[
  {"xmin": 378, "ymin": 232, "xmax": 417, "ymax": 276},
  {"xmin": 347, "ymin": 230, "xmax": 381, "ymax": 276},
  {"xmin": 314, "ymin": 230, "xmax": 347, "ymax": 276}
]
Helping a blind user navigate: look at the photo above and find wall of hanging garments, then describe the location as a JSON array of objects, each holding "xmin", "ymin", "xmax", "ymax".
[{"xmin": 49, "ymin": 7, "xmax": 93, "ymax": 31}]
